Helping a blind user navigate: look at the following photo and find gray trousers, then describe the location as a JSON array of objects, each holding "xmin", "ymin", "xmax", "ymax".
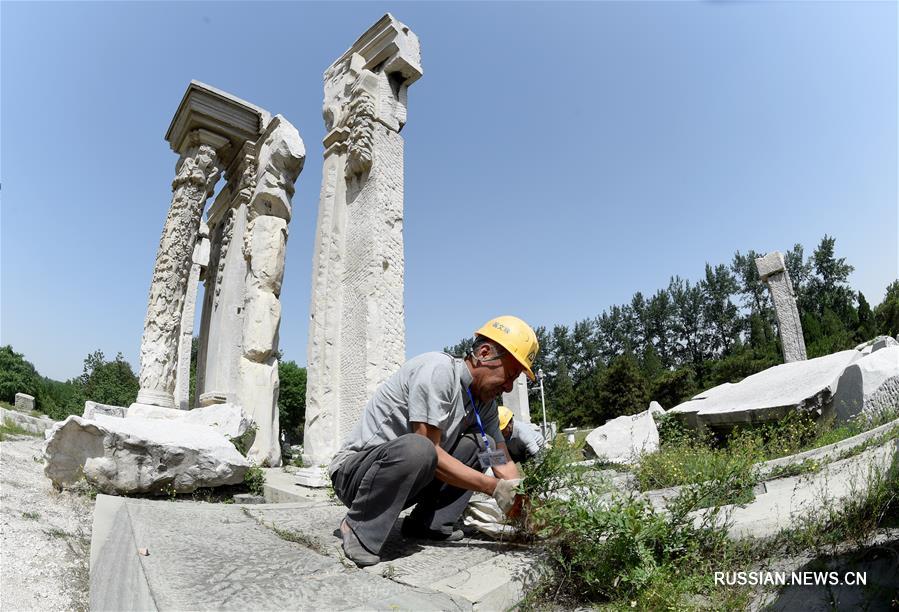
[{"xmin": 331, "ymin": 432, "xmax": 491, "ymax": 554}]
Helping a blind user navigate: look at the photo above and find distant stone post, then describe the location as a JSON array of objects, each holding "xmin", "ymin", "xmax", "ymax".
[
  {"xmin": 755, "ymin": 251, "xmax": 807, "ymax": 363},
  {"xmin": 303, "ymin": 14, "xmax": 422, "ymax": 466},
  {"xmin": 502, "ymin": 373, "xmax": 531, "ymax": 424}
]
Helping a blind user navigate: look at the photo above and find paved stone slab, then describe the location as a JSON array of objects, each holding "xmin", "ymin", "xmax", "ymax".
[
  {"xmin": 261, "ymin": 467, "xmax": 333, "ymax": 503},
  {"xmin": 243, "ymin": 501, "xmax": 542, "ymax": 607},
  {"xmin": 89, "ymin": 495, "xmax": 468, "ymax": 611},
  {"xmin": 696, "ymin": 437, "xmax": 899, "ymax": 539}
]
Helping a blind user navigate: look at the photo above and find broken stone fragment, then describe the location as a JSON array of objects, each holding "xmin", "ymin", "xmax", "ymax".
[
  {"xmin": 43, "ymin": 414, "xmax": 249, "ymax": 495},
  {"xmin": 585, "ymin": 407, "xmax": 660, "ymax": 464},
  {"xmin": 126, "ymin": 402, "xmax": 254, "ymax": 439}
]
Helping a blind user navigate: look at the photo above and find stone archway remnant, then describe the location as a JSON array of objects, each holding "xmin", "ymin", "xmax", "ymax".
[{"xmin": 133, "ymin": 81, "xmax": 305, "ymax": 466}]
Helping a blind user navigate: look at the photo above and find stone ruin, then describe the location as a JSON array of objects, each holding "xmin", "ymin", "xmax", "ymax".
[
  {"xmin": 131, "ymin": 81, "xmax": 305, "ymax": 467},
  {"xmin": 44, "ymin": 81, "xmax": 305, "ymax": 492},
  {"xmin": 302, "ymin": 14, "xmax": 422, "ymax": 467}
]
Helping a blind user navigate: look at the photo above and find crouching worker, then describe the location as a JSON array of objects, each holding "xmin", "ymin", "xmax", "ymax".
[
  {"xmin": 328, "ymin": 316, "xmax": 540, "ymax": 566},
  {"xmin": 498, "ymin": 406, "xmax": 546, "ymax": 464}
]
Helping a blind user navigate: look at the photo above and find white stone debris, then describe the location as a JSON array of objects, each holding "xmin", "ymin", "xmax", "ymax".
[
  {"xmin": 82, "ymin": 401, "xmax": 126, "ymax": 419},
  {"xmin": 670, "ymin": 350, "xmax": 861, "ymax": 428},
  {"xmin": 43, "ymin": 415, "xmax": 249, "ymax": 495},
  {"xmin": 303, "ymin": 14, "xmax": 422, "ymax": 466},
  {"xmin": 0, "ymin": 406, "xmax": 55, "ymax": 435},
  {"xmin": 755, "ymin": 251, "xmax": 807, "ymax": 362},
  {"xmin": 671, "ymin": 345, "xmax": 899, "ymax": 429},
  {"xmin": 585, "ymin": 406, "xmax": 661, "ymax": 464},
  {"xmin": 854, "ymin": 335, "xmax": 899, "ymax": 355},
  {"xmin": 831, "ymin": 346, "xmax": 899, "ymax": 422},
  {"xmin": 126, "ymin": 402, "xmax": 254, "ymax": 440}
]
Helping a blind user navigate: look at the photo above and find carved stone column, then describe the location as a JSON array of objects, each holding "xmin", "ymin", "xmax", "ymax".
[
  {"xmin": 173, "ymin": 222, "xmax": 210, "ymax": 410},
  {"xmin": 303, "ymin": 14, "xmax": 422, "ymax": 466},
  {"xmin": 135, "ymin": 133, "xmax": 225, "ymax": 408},
  {"xmin": 756, "ymin": 251, "xmax": 807, "ymax": 363},
  {"xmin": 134, "ymin": 81, "xmax": 268, "ymax": 409},
  {"xmin": 237, "ymin": 115, "xmax": 305, "ymax": 467}
]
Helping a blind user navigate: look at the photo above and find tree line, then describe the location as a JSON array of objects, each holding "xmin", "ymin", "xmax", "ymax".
[
  {"xmin": 447, "ymin": 235, "xmax": 899, "ymax": 428},
  {"xmin": 3, "ymin": 235, "xmax": 896, "ymax": 436}
]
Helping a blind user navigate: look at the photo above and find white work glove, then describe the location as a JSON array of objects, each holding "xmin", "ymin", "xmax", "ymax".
[{"xmin": 492, "ymin": 478, "xmax": 522, "ymax": 514}]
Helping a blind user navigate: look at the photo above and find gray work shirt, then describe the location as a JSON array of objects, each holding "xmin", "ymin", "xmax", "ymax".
[
  {"xmin": 328, "ymin": 352, "xmax": 503, "ymax": 477},
  {"xmin": 504, "ymin": 422, "xmax": 546, "ymax": 463}
]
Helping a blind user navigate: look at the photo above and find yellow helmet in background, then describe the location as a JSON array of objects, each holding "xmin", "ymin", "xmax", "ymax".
[
  {"xmin": 474, "ymin": 315, "xmax": 539, "ymax": 381},
  {"xmin": 498, "ymin": 406, "xmax": 514, "ymax": 430}
]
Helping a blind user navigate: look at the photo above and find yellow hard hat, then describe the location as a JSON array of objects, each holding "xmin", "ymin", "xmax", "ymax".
[
  {"xmin": 498, "ymin": 406, "xmax": 513, "ymax": 430},
  {"xmin": 474, "ymin": 315, "xmax": 539, "ymax": 381}
]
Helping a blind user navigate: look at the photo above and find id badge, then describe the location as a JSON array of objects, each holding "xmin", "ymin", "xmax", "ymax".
[{"xmin": 477, "ymin": 449, "xmax": 508, "ymax": 469}]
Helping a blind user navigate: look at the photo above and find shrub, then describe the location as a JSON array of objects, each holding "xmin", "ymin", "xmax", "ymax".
[{"xmin": 243, "ymin": 465, "xmax": 266, "ymax": 496}]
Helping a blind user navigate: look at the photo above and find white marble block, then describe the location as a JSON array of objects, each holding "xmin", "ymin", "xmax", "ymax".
[{"xmin": 14, "ymin": 393, "xmax": 35, "ymax": 412}]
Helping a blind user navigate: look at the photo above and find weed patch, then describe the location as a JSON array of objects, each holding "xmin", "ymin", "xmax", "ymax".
[
  {"xmin": 0, "ymin": 418, "xmax": 41, "ymax": 440},
  {"xmin": 243, "ymin": 465, "xmax": 266, "ymax": 496},
  {"xmin": 271, "ymin": 524, "xmax": 330, "ymax": 556}
]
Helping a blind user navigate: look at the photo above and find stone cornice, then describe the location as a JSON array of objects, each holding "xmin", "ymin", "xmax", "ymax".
[
  {"xmin": 166, "ymin": 81, "xmax": 270, "ymax": 167},
  {"xmin": 326, "ymin": 13, "xmax": 422, "ymax": 87}
]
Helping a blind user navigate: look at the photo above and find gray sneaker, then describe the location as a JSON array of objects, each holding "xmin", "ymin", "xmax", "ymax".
[{"xmin": 340, "ymin": 519, "xmax": 380, "ymax": 567}]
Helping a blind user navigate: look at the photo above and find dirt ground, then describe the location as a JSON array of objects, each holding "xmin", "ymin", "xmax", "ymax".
[{"xmin": 0, "ymin": 435, "xmax": 92, "ymax": 611}]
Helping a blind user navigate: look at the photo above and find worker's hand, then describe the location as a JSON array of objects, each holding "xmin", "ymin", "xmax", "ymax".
[{"xmin": 492, "ymin": 478, "xmax": 522, "ymax": 514}]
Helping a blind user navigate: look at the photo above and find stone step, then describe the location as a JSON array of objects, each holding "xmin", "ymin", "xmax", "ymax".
[{"xmin": 89, "ymin": 494, "xmax": 543, "ymax": 610}]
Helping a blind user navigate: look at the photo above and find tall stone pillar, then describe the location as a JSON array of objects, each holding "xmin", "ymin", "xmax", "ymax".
[
  {"xmin": 134, "ymin": 81, "xmax": 270, "ymax": 409},
  {"xmin": 303, "ymin": 14, "xmax": 422, "ymax": 466},
  {"xmin": 237, "ymin": 116, "xmax": 305, "ymax": 466},
  {"xmin": 756, "ymin": 251, "xmax": 807, "ymax": 363},
  {"xmin": 173, "ymin": 222, "xmax": 210, "ymax": 410}
]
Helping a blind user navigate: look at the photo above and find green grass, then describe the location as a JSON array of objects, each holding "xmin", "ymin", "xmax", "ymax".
[
  {"xmin": 0, "ymin": 418, "xmax": 41, "ymax": 440},
  {"xmin": 271, "ymin": 524, "xmax": 330, "ymax": 556},
  {"xmin": 518, "ymin": 433, "xmax": 899, "ymax": 611},
  {"xmin": 635, "ymin": 411, "xmax": 899, "ymax": 499}
]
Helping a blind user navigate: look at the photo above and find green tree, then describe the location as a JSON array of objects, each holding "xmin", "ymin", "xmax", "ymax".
[
  {"xmin": 650, "ymin": 367, "xmax": 697, "ymax": 410},
  {"xmin": 547, "ymin": 361, "xmax": 576, "ymax": 425},
  {"xmin": 0, "ymin": 345, "xmax": 42, "ymax": 404},
  {"xmin": 595, "ymin": 353, "xmax": 648, "ymax": 421},
  {"xmin": 700, "ymin": 263, "xmax": 740, "ymax": 356},
  {"xmin": 875, "ymin": 281, "xmax": 899, "ymax": 337},
  {"xmin": 77, "ymin": 350, "xmax": 139, "ymax": 407},
  {"xmin": 278, "ymin": 360, "xmax": 307, "ymax": 443},
  {"xmin": 855, "ymin": 292, "xmax": 877, "ymax": 343}
]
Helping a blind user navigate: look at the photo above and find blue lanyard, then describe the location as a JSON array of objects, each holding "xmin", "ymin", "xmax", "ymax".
[{"xmin": 465, "ymin": 386, "xmax": 492, "ymax": 451}]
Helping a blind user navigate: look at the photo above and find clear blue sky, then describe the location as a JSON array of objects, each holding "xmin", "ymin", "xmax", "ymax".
[{"xmin": 2, "ymin": 1, "xmax": 896, "ymax": 382}]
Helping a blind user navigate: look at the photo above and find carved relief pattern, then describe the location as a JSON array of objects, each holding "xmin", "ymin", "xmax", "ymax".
[
  {"xmin": 214, "ymin": 209, "xmax": 235, "ymax": 309},
  {"xmin": 345, "ymin": 90, "xmax": 375, "ymax": 177},
  {"xmin": 138, "ymin": 142, "xmax": 221, "ymax": 399}
]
